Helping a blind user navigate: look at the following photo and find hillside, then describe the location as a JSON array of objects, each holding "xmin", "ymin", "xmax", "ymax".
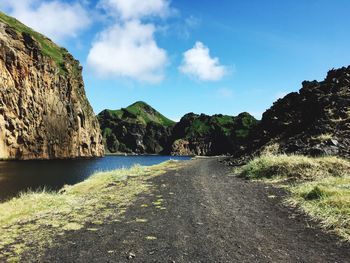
[
  {"xmin": 105, "ymin": 101, "xmax": 175, "ymax": 127},
  {"xmin": 98, "ymin": 102, "xmax": 174, "ymax": 154},
  {"xmin": 170, "ymin": 112, "xmax": 258, "ymax": 155},
  {"xmin": 0, "ymin": 12, "xmax": 104, "ymax": 159},
  {"xmin": 98, "ymin": 101, "xmax": 259, "ymax": 156}
]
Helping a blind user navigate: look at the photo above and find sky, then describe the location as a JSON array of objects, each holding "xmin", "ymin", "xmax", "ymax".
[{"xmin": 1, "ymin": 0, "xmax": 350, "ymax": 121}]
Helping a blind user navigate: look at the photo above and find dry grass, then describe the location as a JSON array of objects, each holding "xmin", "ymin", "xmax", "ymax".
[
  {"xmin": 0, "ymin": 160, "xmax": 182, "ymax": 262},
  {"xmin": 238, "ymin": 154, "xmax": 350, "ymax": 180},
  {"xmin": 238, "ymin": 154, "xmax": 350, "ymax": 241},
  {"xmin": 311, "ymin": 133, "xmax": 333, "ymax": 142}
]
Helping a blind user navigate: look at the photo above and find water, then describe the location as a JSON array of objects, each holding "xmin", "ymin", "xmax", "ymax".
[{"xmin": 0, "ymin": 155, "xmax": 190, "ymax": 202}]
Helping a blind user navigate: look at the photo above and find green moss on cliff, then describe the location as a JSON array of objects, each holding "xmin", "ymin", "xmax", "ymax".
[{"xmin": 0, "ymin": 11, "xmax": 68, "ymax": 74}]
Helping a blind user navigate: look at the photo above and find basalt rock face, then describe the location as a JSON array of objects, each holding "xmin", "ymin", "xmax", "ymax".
[
  {"xmin": 98, "ymin": 102, "xmax": 174, "ymax": 154},
  {"xmin": 242, "ymin": 66, "xmax": 350, "ymax": 159},
  {"xmin": 170, "ymin": 112, "xmax": 258, "ymax": 156},
  {"xmin": 0, "ymin": 14, "xmax": 104, "ymax": 159}
]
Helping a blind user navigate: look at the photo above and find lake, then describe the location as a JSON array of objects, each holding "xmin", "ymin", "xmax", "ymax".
[{"xmin": 0, "ymin": 155, "xmax": 191, "ymax": 202}]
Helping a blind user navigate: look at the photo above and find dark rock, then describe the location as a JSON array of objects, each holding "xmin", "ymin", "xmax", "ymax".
[{"xmin": 236, "ymin": 66, "xmax": 350, "ymax": 159}]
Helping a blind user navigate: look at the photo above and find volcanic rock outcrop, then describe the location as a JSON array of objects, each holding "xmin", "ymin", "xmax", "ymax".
[
  {"xmin": 0, "ymin": 12, "xmax": 104, "ymax": 159},
  {"xmin": 241, "ymin": 66, "xmax": 350, "ymax": 159}
]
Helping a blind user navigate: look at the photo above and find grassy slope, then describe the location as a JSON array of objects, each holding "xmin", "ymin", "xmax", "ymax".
[
  {"xmin": 105, "ymin": 101, "xmax": 175, "ymax": 127},
  {"xmin": 237, "ymin": 154, "xmax": 350, "ymax": 241},
  {"xmin": 0, "ymin": 11, "xmax": 68, "ymax": 73},
  {"xmin": 0, "ymin": 161, "xmax": 182, "ymax": 262}
]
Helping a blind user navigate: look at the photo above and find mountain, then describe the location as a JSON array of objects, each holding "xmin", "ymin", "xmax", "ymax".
[
  {"xmin": 98, "ymin": 101, "xmax": 259, "ymax": 156},
  {"xmin": 235, "ymin": 66, "xmax": 350, "ymax": 160},
  {"xmin": 98, "ymin": 101, "xmax": 175, "ymax": 154},
  {"xmin": 0, "ymin": 12, "xmax": 104, "ymax": 159},
  {"xmin": 170, "ymin": 112, "xmax": 258, "ymax": 155}
]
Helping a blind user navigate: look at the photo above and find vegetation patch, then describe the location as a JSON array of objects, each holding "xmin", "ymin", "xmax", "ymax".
[
  {"xmin": 238, "ymin": 154, "xmax": 350, "ymax": 180},
  {"xmin": 237, "ymin": 154, "xmax": 350, "ymax": 241},
  {"xmin": 0, "ymin": 11, "xmax": 69, "ymax": 74},
  {"xmin": 104, "ymin": 101, "xmax": 175, "ymax": 127},
  {"xmin": 0, "ymin": 161, "xmax": 182, "ymax": 262}
]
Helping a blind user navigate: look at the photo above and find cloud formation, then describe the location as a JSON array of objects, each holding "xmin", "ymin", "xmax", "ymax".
[
  {"xmin": 179, "ymin": 42, "xmax": 227, "ymax": 81},
  {"xmin": 87, "ymin": 20, "xmax": 167, "ymax": 83},
  {"xmin": 0, "ymin": 0, "xmax": 91, "ymax": 42},
  {"xmin": 88, "ymin": 0, "xmax": 171, "ymax": 83},
  {"xmin": 99, "ymin": 0, "xmax": 171, "ymax": 20}
]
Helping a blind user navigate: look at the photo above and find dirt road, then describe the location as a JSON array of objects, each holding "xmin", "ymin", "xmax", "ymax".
[{"xmin": 37, "ymin": 158, "xmax": 350, "ymax": 262}]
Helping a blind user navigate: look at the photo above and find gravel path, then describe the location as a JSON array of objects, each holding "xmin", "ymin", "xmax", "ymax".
[{"xmin": 37, "ymin": 158, "xmax": 350, "ymax": 263}]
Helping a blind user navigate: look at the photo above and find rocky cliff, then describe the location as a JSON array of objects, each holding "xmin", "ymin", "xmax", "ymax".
[
  {"xmin": 170, "ymin": 112, "xmax": 258, "ymax": 156},
  {"xmin": 237, "ymin": 66, "xmax": 350, "ymax": 160},
  {"xmin": 98, "ymin": 102, "xmax": 174, "ymax": 154},
  {"xmin": 0, "ymin": 12, "xmax": 104, "ymax": 159}
]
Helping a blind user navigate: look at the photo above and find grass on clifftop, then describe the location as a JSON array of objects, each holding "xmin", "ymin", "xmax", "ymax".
[
  {"xmin": 0, "ymin": 161, "xmax": 182, "ymax": 263},
  {"xmin": 0, "ymin": 11, "xmax": 68, "ymax": 73},
  {"xmin": 237, "ymin": 154, "xmax": 350, "ymax": 241}
]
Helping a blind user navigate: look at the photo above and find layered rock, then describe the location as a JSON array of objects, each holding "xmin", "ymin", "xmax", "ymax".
[
  {"xmin": 98, "ymin": 102, "xmax": 174, "ymax": 154},
  {"xmin": 241, "ymin": 66, "xmax": 350, "ymax": 159},
  {"xmin": 0, "ymin": 13, "xmax": 104, "ymax": 159}
]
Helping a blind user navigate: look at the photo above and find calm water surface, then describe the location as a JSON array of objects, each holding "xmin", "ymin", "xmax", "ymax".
[{"xmin": 0, "ymin": 156, "xmax": 190, "ymax": 202}]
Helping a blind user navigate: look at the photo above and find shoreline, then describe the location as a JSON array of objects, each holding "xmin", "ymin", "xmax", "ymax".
[{"xmin": 0, "ymin": 160, "xmax": 187, "ymax": 262}]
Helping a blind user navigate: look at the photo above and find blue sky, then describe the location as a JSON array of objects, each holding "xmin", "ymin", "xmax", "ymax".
[{"xmin": 2, "ymin": 0, "xmax": 350, "ymax": 121}]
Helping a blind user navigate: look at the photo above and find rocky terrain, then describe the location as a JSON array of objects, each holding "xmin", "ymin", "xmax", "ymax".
[
  {"xmin": 233, "ymin": 66, "xmax": 350, "ymax": 161},
  {"xmin": 0, "ymin": 12, "xmax": 104, "ymax": 159},
  {"xmin": 170, "ymin": 112, "xmax": 258, "ymax": 156},
  {"xmin": 98, "ymin": 101, "xmax": 174, "ymax": 154}
]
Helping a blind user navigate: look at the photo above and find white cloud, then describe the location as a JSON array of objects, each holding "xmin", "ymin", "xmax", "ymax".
[
  {"xmin": 99, "ymin": 0, "xmax": 171, "ymax": 20},
  {"xmin": 217, "ymin": 88, "xmax": 233, "ymax": 98},
  {"xmin": 87, "ymin": 20, "xmax": 167, "ymax": 83},
  {"xmin": 179, "ymin": 42, "xmax": 227, "ymax": 81},
  {"xmin": 0, "ymin": 0, "xmax": 90, "ymax": 42}
]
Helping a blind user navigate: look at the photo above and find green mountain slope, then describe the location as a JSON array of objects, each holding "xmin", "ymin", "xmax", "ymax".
[
  {"xmin": 98, "ymin": 102, "xmax": 174, "ymax": 154},
  {"xmin": 104, "ymin": 101, "xmax": 175, "ymax": 127}
]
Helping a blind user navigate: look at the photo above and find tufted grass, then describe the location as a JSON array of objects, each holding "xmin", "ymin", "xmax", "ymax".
[{"xmin": 237, "ymin": 154, "xmax": 350, "ymax": 241}]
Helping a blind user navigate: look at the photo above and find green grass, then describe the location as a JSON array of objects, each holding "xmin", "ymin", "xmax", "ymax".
[
  {"xmin": 182, "ymin": 112, "xmax": 258, "ymax": 139},
  {"xmin": 105, "ymin": 101, "xmax": 175, "ymax": 127},
  {"xmin": 0, "ymin": 11, "xmax": 68, "ymax": 74},
  {"xmin": 0, "ymin": 161, "xmax": 183, "ymax": 262},
  {"xmin": 237, "ymin": 154, "xmax": 350, "ymax": 241}
]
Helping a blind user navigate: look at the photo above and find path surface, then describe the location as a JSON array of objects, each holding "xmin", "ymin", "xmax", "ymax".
[{"xmin": 39, "ymin": 158, "xmax": 350, "ymax": 263}]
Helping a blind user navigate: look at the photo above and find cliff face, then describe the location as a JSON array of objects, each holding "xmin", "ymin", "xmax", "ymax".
[
  {"xmin": 241, "ymin": 66, "xmax": 350, "ymax": 159},
  {"xmin": 98, "ymin": 102, "xmax": 174, "ymax": 154},
  {"xmin": 170, "ymin": 112, "xmax": 258, "ymax": 156},
  {"xmin": 0, "ymin": 14, "xmax": 104, "ymax": 159}
]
